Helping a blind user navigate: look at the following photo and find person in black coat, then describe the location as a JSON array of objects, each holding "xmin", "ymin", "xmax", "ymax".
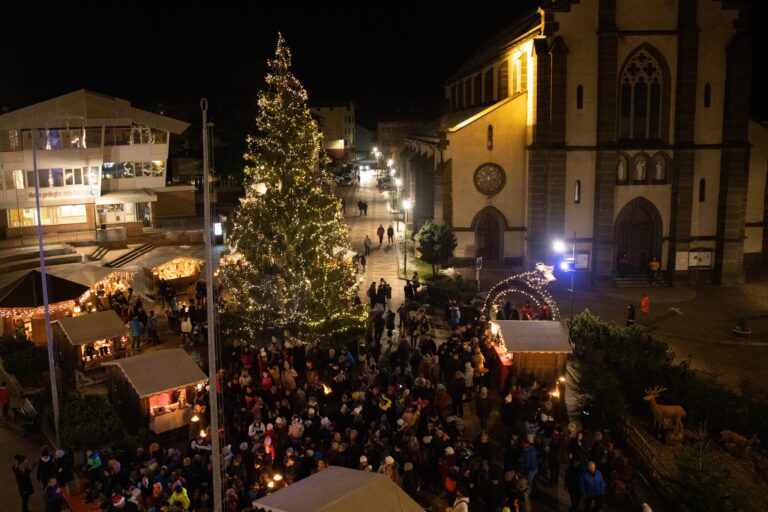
[
  {"xmin": 36, "ymin": 447, "xmax": 56, "ymax": 491},
  {"xmin": 13, "ymin": 455, "xmax": 35, "ymax": 512}
]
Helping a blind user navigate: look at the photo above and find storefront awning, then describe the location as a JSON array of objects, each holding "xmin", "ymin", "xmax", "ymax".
[
  {"xmin": 103, "ymin": 349, "xmax": 207, "ymax": 398},
  {"xmin": 55, "ymin": 310, "xmax": 126, "ymax": 346},
  {"xmin": 96, "ymin": 189, "xmax": 157, "ymax": 205}
]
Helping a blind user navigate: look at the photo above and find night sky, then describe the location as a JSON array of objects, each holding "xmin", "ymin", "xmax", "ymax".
[{"xmin": 1, "ymin": 2, "xmax": 765, "ymax": 138}]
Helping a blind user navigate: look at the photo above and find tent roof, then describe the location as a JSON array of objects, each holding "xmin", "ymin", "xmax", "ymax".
[
  {"xmin": 54, "ymin": 311, "xmax": 126, "ymax": 346},
  {"xmin": 0, "ymin": 270, "xmax": 90, "ymax": 308},
  {"xmin": 251, "ymin": 466, "xmax": 423, "ymax": 512},
  {"xmin": 47, "ymin": 265, "xmax": 131, "ymax": 288},
  {"xmin": 103, "ymin": 349, "xmax": 207, "ymax": 398},
  {"xmin": 494, "ymin": 320, "xmax": 572, "ymax": 353}
]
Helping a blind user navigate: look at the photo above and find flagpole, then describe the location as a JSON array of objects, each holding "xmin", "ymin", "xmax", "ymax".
[
  {"xmin": 32, "ymin": 126, "xmax": 60, "ymax": 445},
  {"xmin": 201, "ymin": 98, "xmax": 223, "ymax": 510}
]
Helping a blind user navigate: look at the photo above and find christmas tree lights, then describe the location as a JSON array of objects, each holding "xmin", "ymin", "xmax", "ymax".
[{"xmin": 220, "ymin": 35, "xmax": 365, "ymax": 345}]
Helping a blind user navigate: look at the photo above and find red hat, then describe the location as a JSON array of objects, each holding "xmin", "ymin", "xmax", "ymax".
[{"xmin": 112, "ymin": 494, "xmax": 125, "ymax": 506}]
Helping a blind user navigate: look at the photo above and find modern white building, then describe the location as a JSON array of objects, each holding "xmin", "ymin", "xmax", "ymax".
[{"xmin": 0, "ymin": 90, "xmax": 190, "ymax": 239}]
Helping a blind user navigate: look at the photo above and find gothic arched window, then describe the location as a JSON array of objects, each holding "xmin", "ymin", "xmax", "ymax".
[
  {"xmin": 619, "ymin": 49, "xmax": 666, "ymax": 141},
  {"xmin": 576, "ymin": 85, "xmax": 584, "ymax": 110},
  {"xmin": 498, "ymin": 61, "xmax": 509, "ymax": 99},
  {"xmin": 474, "ymin": 74, "xmax": 482, "ymax": 105},
  {"xmin": 487, "ymin": 125, "xmax": 493, "ymax": 150}
]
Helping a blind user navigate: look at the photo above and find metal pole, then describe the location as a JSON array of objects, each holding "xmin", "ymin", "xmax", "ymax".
[
  {"xmin": 32, "ymin": 126, "xmax": 60, "ymax": 445},
  {"xmin": 201, "ymin": 99, "xmax": 223, "ymax": 510},
  {"xmin": 403, "ymin": 238, "xmax": 407, "ymax": 276},
  {"xmin": 570, "ymin": 231, "xmax": 576, "ymax": 325}
]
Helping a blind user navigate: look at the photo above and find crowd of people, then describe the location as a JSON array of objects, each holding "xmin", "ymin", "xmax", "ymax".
[{"xmin": 11, "ymin": 273, "xmax": 642, "ymax": 512}]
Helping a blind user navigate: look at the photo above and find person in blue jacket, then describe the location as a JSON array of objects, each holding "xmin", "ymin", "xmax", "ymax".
[{"xmin": 580, "ymin": 460, "xmax": 606, "ymax": 511}]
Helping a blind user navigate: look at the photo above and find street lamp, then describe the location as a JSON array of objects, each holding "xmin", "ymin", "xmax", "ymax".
[
  {"xmin": 395, "ymin": 178, "xmax": 402, "ymax": 231},
  {"xmin": 403, "ymin": 199, "xmax": 413, "ymax": 274},
  {"xmin": 553, "ymin": 231, "xmax": 577, "ymax": 328}
]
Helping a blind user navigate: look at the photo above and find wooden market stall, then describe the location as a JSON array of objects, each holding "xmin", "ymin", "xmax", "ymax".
[
  {"xmin": 48, "ymin": 265, "xmax": 134, "ymax": 312},
  {"xmin": 251, "ymin": 466, "xmax": 423, "ymax": 512},
  {"xmin": 491, "ymin": 320, "xmax": 572, "ymax": 385},
  {"xmin": 104, "ymin": 349, "xmax": 207, "ymax": 434},
  {"xmin": 143, "ymin": 257, "xmax": 202, "ymax": 298},
  {"xmin": 53, "ymin": 310, "xmax": 127, "ymax": 385},
  {"xmin": 0, "ymin": 270, "xmax": 90, "ymax": 344}
]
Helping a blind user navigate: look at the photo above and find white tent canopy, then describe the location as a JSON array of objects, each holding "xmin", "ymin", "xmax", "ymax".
[
  {"xmin": 251, "ymin": 467, "xmax": 423, "ymax": 512},
  {"xmin": 55, "ymin": 310, "xmax": 126, "ymax": 346},
  {"xmin": 103, "ymin": 349, "xmax": 207, "ymax": 398}
]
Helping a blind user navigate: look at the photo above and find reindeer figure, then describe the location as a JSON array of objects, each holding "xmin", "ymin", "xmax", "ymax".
[
  {"xmin": 720, "ymin": 431, "xmax": 760, "ymax": 457},
  {"xmin": 643, "ymin": 386, "xmax": 686, "ymax": 432}
]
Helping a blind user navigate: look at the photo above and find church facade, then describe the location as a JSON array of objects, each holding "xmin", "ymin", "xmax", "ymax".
[{"xmin": 401, "ymin": 0, "xmax": 765, "ymax": 286}]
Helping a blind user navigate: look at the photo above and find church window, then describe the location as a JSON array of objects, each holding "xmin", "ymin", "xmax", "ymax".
[
  {"xmin": 487, "ymin": 125, "xmax": 493, "ymax": 150},
  {"xmin": 457, "ymin": 82, "xmax": 464, "ymax": 109},
  {"xmin": 465, "ymin": 79, "xmax": 472, "ymax": 107},
  {"xmin": 699, "ymin": 178, "xmax": 706, "ymax": 202},
  {"xmin": 574, "ymin": 180, "xmax": 581, "ymax": 204},
  {"xmin": 450, "ymin": 85, "xmax": 457, "ymax": 111},
  {"xmin": 474, "ymin": 74, "xmax": 482, "ymax": 105},
  {"xmin": 498, "ymin": 61, "xmax": 509, "ymax": 99},
  {"xmin": 704, "ymin": 83, "xmax": 711, "ymax": 108},
  {"xmin": 519, "ymin": 55, "xmax": 527, "ymax": 92},
  {"xmin": 576, "ymin": 85, "xmax": 584, "ymax": 110},
  {"xmin": 619, "ymin": 49, "xmax": 666, "ymax": 140},
  {"xmin": 484, "ymin": 68, "xmax": 494, "ymax": 104}
]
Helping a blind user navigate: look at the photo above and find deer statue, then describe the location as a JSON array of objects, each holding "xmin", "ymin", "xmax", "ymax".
[
  {"xmin": 720, "ymin": 430, "xmax": 760, "ymax": 457},
  {"xmin": 643, "ymin": 386, "xmax": 686, "ymax": 432}
]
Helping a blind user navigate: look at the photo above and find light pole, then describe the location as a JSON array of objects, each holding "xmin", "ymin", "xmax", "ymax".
[
  {"xmin": 395, "ymin": 178, "xmax": 402, "ymax": 231},
  {"xmin": 553, "ymin": 231, "xmax": 577, "ymax": 326},
  {"xmin": 403, "ymin": 199, "xmax": 413, "ymax": 275}
]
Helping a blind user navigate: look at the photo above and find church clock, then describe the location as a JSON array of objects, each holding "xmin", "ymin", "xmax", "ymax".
[{"xmin": 473, "ymin": 164, "xmax": 506, "ymax": 196}]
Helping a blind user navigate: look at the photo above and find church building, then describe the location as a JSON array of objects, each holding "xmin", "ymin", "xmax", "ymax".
[{"xmin": 401, "ymin": 0, "xmax": 765, "ymax": 285}]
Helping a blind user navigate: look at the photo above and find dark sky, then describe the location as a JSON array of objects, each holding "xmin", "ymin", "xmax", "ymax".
[{"xmin": 1, "ymin": 2, "xmax": 765, "ymax": 130}]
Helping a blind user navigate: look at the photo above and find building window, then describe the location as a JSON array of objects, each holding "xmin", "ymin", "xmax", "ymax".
[
  {"xmin": 487, "ymin": 125, "xmax": 493, "ymax": 150},
  {"xmin": 474, "ymin": 74, "xmax": 482, "ymax": 105},
  {"xmin": 519, "ymin": 55, "xmax": 527, "ymax": 92},
  {"xmin": 457, "ymin": 82, "xmax": 464, "ymax": 109},
  {"xmin": 498, "ymin": 61, "xmax": 509, "ymax": 99},
  {"xmin": 576, "ymin": 85, "xmax": 584, "ymax": 110},
  {"xmin": 704, "ymin": 83, "xmax": 711, "ymax": 108},
  {"xmin": 450, "ymin": 85, "xmax": 457, "ymax": 111},
  {"xmin": 699, "ymin": 178, "xmax": 706, "ymax": 202},
  {"xmin": 574, "ymin": 180, "xmax": 581, "ymax": 203},
  {"xmin": 484, "ymin": 68, "xmax": 494, "ymax": 104},
  {"xmin": 7, "ymin": 204, "xmax": 87, "ymax": 227},
  {"xmin": 619, "ymin": 49, "xmax": 666, "ymax": 140},
  {"xmin": 97, "ymin": 203, "xmax": 136, "ymax": 224}
]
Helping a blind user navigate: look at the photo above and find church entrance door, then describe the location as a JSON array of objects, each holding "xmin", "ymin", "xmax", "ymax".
[
  {"xmin": 476, "ymin": 212, "xmax": 501, "ymax": 260},
  {"xmin": 614, "ymin": 198, "xmax": 662, "ymax": 274}
]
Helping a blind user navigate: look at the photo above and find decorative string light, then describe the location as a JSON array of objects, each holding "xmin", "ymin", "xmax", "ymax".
[{"xmin": 483, "ymin": 263, "xmax": 561, "ymax": 320}]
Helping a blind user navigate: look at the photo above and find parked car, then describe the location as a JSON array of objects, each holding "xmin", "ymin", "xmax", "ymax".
[{"xmin": 378, "ymin": 176, "xmax": 394, "ymax": 190}]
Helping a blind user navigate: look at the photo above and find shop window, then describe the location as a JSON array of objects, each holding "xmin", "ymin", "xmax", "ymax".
[
  {"xmin": 7, "ymin": 204, "xmax": 86, "ymax": 227},
  {"xmin": 98, "ymin": 203, "xmax": 136, "ymax": 224}
]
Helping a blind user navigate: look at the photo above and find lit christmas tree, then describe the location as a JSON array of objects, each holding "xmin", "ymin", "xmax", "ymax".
[{"xmin": 220, "ymin": 34, "xmax": 364, "ymax": 344}]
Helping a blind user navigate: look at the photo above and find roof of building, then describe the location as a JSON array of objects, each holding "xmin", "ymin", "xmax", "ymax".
[
  {"xmin": 494, "ymin": 320, "xmax": 572, "ymax": 353},
  {"xmin": 405, "ymin": 96, "xmax": 517, "ymax": 142},
  {"xmin": 0, "ymin": 89, "xmax": 190, "ymax": 134},
  {"xmin": 103, "ymin": 349, "xmax": 207, "ymax": 398},
  {"xmin": 55, "ymin": 310, "xmax": 126, "ymax": 346},
  {"xmin": 251, "ymin": 466, "xmax": 423, "ymax": 512},
  {"xmin": 445, "ymin": 8, "xmax": 541, "ymax": 84},
  {"xmin": 0, "ymin": 270, "xmax": 90, "ymax": 308}
]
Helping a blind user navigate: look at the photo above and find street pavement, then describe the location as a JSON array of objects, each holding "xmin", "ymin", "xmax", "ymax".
[{"xmin": 335, "ymin": 170, "xmax": 405, "ymax": 310}]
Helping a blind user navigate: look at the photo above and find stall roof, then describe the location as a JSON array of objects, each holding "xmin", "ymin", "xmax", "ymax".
[
  {"xmin": 0, "ymin": 270, "xmax": 89, "ymax": 308},
  {"xmin": 142, "ymin": 255, "xmax": 203, "ymax": 271},
  {"xmin": 55, "ymin": 311, "xmax": 126, "ymax": 346},
  {"xmin": 104, "ymin": 349, "xmax": 207, "ymax": 398},
  {"xmin": 494, "ymin": 320, "xmax": 572, "ymax": 353},
  {"xmin": 47, "ymin": 265, "xmax": 131, "ymax": 289},
  {"xmin": 251, "ymin": 466, "xmax": 423, "ymax": 512}
]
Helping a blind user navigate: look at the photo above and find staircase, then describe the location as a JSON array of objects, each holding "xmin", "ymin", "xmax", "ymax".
[
  {"xmin": 0, "ymin": 245, "xmax": 81, "ymax": 273},
  {"xmin": 105, "ymin": 244, "xmax": 154, "ymax": 268},
  {"xmin": 613, "ymin": 273, "xmax": 668, "ymax": 288},
  {"xmin": 88, "ymin": 246, "xmax": 110, "ymax": 261}
]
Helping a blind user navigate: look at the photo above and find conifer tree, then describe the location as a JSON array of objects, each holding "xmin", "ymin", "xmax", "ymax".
[{"xmin": 221, "ymin": 35, "xmax": 364, "ymax": 344}]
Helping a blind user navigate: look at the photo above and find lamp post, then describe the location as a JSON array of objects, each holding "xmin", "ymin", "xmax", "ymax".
[
  {"xmin": 395, "ymin": 178, "xmax": 402, "ymax": 231},
  {"xmin": 402, "ymin": 199, "xmax": 413, "ymax": 275},
  {"xmin": 553, "ymin": 231, "xmax": 577, "ymax": 327}
]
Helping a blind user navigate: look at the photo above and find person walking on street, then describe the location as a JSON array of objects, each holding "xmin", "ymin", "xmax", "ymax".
[
  {"xmin": 0, "ymin": 381, "xmax": 9, "ymax": 417},
  {"xmin": 377, "ymin": 224, "xmax": 385, "ymax": 245},
  {"xmin": 387, "ymin": 224, "xmax": 394, "ymax": 244},
  {"xmin": 341, "ymin": 197, "xmax": 346, "ymax": 214},
  {"xmin": 13, "ymin": 454, "xmax": 35, "ymax": 512},
  {"xmin": 357, "ymin": 200, "xmax": 363, "ymax": 216},
  {"xmin": 626, "ymin": 304, "xmax": 636, "ymax": 327},
  {"xmin": 42, "ymin": 476, "xmax": 61, "ymax": 512},
  {"xmin": 360, "ymin": 254, "xmax": 367, "ymax": 273},
  {"xmin": 147, "ymin": 311, "xmax": 159, "ymax": 344},
  {"xmin": 580, "ymin": 460, "xmax": 606, "ymax": 511},
  {"xmin": 363, "ymin": 201, "xmax": 368, "ymax": 215},
  {"xmin": 129, "ymin": 316, "xmax": 143, "ymax": 350},
  {"xmin": 364, "ymin": 235, "xmax": 372, "ymax": 256},
  {"xmin": 649, "ymin": 256, "xmax": 660, "ymax": 281},
  {"xmin": 639, "ymin": 294, "xmax": 650, "ymax": 324}
]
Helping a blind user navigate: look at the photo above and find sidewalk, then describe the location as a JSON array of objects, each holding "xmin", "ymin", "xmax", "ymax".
[{"xmin": 336, "ymin": 171, "xmax": 404, "ymax": 309}]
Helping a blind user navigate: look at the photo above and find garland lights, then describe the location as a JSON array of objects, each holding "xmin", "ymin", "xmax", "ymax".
[{"xmin": 483, "ymin": 263, "xmax": 561, "ymax": 321}]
